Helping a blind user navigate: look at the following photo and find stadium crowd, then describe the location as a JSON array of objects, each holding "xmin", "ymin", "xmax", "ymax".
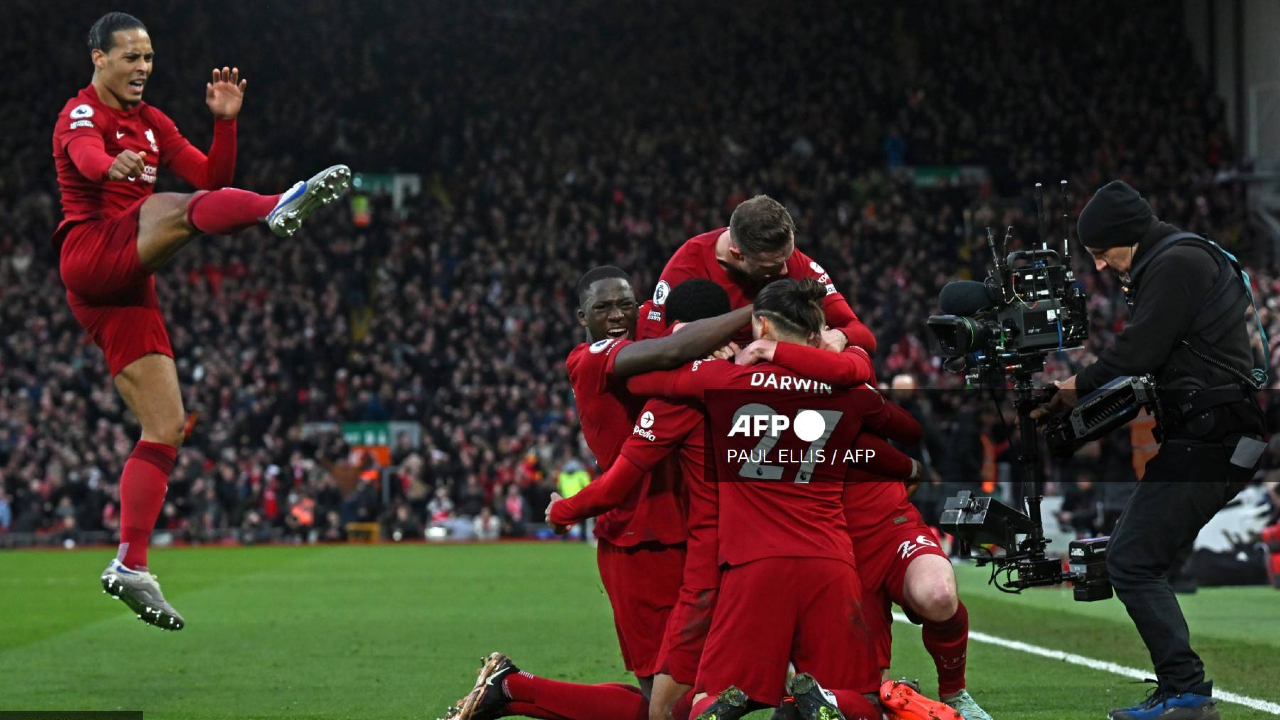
[{"xmin": 2, "ymin": 0, "xmax": 1277, "ymax": 543}]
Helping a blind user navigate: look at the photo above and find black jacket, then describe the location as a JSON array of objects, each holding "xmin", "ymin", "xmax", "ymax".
[{"xmin": 1077, "ymin": 222, "xmax": 1262, "ymax": 439}]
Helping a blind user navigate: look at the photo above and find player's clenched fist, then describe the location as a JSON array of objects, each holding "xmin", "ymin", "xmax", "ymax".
[{"xmin": 108, "ymin": 150, "xmax": 147, "ymax": 181}]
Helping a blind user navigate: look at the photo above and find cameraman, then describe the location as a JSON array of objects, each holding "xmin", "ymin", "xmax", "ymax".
[{"xmin": 1034, "ymin": 181, "xmax": 1266, "ymax": 720}]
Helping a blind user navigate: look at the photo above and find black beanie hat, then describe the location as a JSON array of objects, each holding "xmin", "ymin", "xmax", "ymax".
[{"xmin": 1077, "ymin": 180, "xmax": 1156, "ymax": 250}]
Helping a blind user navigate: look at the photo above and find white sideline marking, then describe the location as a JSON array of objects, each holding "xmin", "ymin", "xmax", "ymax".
[{"xmin": 891, "ymin": 612, "xmax": 1280, "ymax": 716}]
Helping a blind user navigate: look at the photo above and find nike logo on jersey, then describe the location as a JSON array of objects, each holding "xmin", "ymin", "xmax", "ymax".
[{"xmin": 116, "ymin": 131, "xmax": 125, "ymax": 139}]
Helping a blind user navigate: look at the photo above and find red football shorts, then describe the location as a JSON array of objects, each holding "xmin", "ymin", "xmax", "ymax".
[
  {"xmin": 59, "ymin": 198, "xmax": 172, "ymax": 377},
  {"xmin": 656, "ymin": 584, "xmax": 717, "ymax": 685},
  {"xmin": 851, "ymin": 506, "xmax": 948, "ymax": 668},
  {"xmin": 597, "ymin": 540, "xmax": 685, "ymax": 678},
  {"xmin": 695, "ymin": 557, "xmax": 878, "ymax": 705}
]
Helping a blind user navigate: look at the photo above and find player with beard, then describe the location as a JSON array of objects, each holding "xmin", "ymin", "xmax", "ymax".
[
  {"xmin": 637, "ymin": 195, "xmax": 874, "ymax": 354},
  {"xmin": 55, "ymin": 12, "xmax": 350, "ymax": 630}
]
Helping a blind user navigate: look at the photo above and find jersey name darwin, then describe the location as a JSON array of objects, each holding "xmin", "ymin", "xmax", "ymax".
[{"xmin": 748, "ymin": 372, "xmax": 833, "ymax": 393}]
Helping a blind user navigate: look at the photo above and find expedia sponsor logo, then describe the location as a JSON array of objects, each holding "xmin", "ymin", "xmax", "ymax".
[{"xmin": 633, "ymin": 411, "xmax": 657, "ymax": 441}]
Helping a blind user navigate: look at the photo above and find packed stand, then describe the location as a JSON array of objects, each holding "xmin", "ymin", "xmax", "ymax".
[{"xmin": 1, "ymin": 0, "xmax": 1275, "ymax": 544}]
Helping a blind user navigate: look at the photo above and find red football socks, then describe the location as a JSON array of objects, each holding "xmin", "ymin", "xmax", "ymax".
[
  {"xmin": 506, "ymin": 702, "xmax": 571, "ymax": 720},
  {"xmin": 829, "ymin": 689, "xmax": 880, "ymax": 720},
  {"xmin": 923, "ymin": 600, "xmax": 970, "ymax": 698},
  {"xmin": 502, "ymin": 672, "xmax": 648, "ymax": 720},
  {"xmin": 187, "ymin": 188, "xmax": 281, "ymax": 235},
  {"xmin": 116, "ymin": 440, "xmax": 178, "ymax": 569},
  {"xmin": 669, "ymin": 689, "xmax": 694, "ymax": 720},
  {"xmin": 689, "ymin": 695, "xmax": 714, "ymax": 718}
]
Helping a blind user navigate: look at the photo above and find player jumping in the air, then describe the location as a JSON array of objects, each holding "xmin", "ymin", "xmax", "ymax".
[{"xmin": 53, "ymin": 12, "xmax": 351, "ymax": 630}]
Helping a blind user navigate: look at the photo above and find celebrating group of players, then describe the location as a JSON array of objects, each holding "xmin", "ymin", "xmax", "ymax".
[
  {"xmin": 443, "ymin": 197, "xmax": 995, "ymax": 720},
  {"xmin": 51, "ymin": 11, "xmax": 992, "ymax": 720}
]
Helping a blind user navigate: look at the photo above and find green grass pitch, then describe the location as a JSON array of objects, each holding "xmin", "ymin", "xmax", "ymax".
[{"xmin": 1, "ymin": 543, "xmax": 1277, "ymax": 719}]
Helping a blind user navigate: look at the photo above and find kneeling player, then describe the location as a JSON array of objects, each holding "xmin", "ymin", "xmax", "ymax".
[
  {"xmin": 754, "ymin": 351, "xmax": 993, "ymax": 719},
  {"xmin": 625, "ymin": 279, "xmax": 918, "ymax": 720}
]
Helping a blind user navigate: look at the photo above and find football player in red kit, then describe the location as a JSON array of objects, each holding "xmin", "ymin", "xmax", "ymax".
[
  {"xmin": 563, "ymin": 268, "xmax": 752, "ymax": 694},
  {"xmin": 54, "ymin": 12, "xmax": 351, "ymax": 630},
  {"xmin": 623, "ymin": 278, "xmax": 923, "ymax": 720},
  {"xmin": 439, "ymin": 270, "xmax": 751, "ymax": 720},
  {"xmin": 558, "ymin": 279, "xmax": 732, "ymax": 720},
  {"xmin": 550, "ymin": 280, "xmax": 924, "ymax": 720},
  {"xmin": 637, "ymin": 195, "xmax": 874, "ymax": 354},
  {"xmin": 743, "ymin": 349, "xmax": 993, "ymax": 720}
]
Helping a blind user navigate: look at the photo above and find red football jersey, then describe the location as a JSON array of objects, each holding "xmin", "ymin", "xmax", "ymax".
[
  {"xmin": 636, "ymin": 228, "xmax": 874, "ymax": 350},
  {"xmin": 565, "ymin": 338, "xmax": 685, "ymax": 546},
  {"xmin": 53, "ymin": 85, "xmax": 190, "ymax": 227},
  {"xmin": 627, "ymin": 359, "xmax": 900, "ymax": 567},
  {"xmin": 619, "ymin": 400, "xmax": 717, "ymax": 589}
]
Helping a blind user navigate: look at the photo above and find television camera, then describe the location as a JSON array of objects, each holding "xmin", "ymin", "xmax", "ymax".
[{"xmin": 928, "ymin": 182, "xmax": 1112, "ymax": 600}]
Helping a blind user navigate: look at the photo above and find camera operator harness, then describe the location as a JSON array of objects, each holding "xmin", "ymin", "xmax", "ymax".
[{"xmin": 1046, "ymin": 232, "xmax": 1268, "ymax": 463}]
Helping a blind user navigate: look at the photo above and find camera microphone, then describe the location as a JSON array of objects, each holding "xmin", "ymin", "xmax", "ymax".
[{"xmin": 938, "ymin": 280, "xmax": 1000, "ymax": 315}]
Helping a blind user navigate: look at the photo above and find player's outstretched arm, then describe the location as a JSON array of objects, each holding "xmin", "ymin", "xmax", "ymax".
[
  {"xmin": 740, "ymin": 340, "xmax": 874, "ymax": 387},
  {"xmin": 611, "ymin": 306, "xmax": 752, "ymax": 377},
  {"xmin": 548, "ymin": 455, "xmax": 646, "ymax": 527}
]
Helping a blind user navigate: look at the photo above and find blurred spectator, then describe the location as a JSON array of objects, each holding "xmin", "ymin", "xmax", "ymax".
[
  {"xmin": 474, "ymin": 506, "xmax": 501, "ymax": 542},
  {"xmin": 387, "ymin": 502, "xmax": 423, "ymax": 542},
  {"xmin": 428, "ymin": 486, "xmax": 455, "ymax": 527},
  {"xmin": 1, "ymin": 493, "xmax": 13, "ymax": 532},
  {"xmin": 502, "ymin": 484, "xmax": 527, "ymax": 538}
]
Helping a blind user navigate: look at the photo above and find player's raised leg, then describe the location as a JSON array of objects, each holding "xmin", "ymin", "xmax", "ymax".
[
  {"xmin": 100, "ymin": 352, "xmax": 186, "ymax": 630},
  {"xmin": 134, "ymin": 164, "xmax": 352, "ymax": 270},
  {"xmin": 901, "ymin": 555, "xmax": 992, "ymax": 720}
]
